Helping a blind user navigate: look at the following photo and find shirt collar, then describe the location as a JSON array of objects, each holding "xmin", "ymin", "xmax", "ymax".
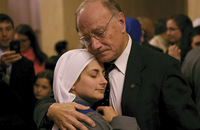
[{"xmin": 114, "ymin": 35, "xmax": 132, "ymax": 75}]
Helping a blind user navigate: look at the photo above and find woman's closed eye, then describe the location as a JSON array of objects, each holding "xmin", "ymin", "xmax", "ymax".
[
  {"xmin": 90, "ymin": 72, "xmax": 98, "ymax": 78},
  {"xmin": 89, "ymin": 70, "xmax": 99, "ymax": 78}
]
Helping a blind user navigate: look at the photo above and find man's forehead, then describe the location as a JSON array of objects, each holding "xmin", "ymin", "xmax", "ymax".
[
  {"xmin": 77, "ymin": 16, "xmax": 108, "ymax": 35},
  {"xmin": 193, "ymin": 35, "xmax": 200, "ymax": 40},
  {"xmin": 77, "ymin": 9, "xmax": 110, "ymax": 28},
  {"xmin": 77, "ymin": 0, "xmax": 108, "ymax": 19},
  {"xmin": 0, "ymin": 21, "xmax": 13, "ymax": 28},
  {"xmin": 76, "ymin": 1, "xmax": 112, "ymax": 33}
]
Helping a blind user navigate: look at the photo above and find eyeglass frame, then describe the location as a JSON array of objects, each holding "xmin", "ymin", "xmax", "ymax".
[{"xmin": 79, "ymin": 15, "xmax": 114, "ymax": 46}]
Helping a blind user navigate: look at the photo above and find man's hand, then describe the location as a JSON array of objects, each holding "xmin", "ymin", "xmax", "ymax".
[
  {"xmin": 47, "ymin": 102, "xmax": 95, "ymax": 130},
  {"xmin": 0, "ymin": 51, "xmax": 22, "ymax": 68},
  {"xmin": 96, "ymin": 106, "xmax": 118, "ymax": 123}
]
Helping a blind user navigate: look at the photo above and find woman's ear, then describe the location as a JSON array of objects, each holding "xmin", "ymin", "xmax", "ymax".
[
  {"xmin": 71, "ymin": 85, "xmax": 76, "ymax": 90},
  {"xmin": 69, "ymin": 85, "xmax": 76, "ymax": 95}
]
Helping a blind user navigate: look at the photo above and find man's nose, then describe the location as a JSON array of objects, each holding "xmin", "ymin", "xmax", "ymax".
[
  {"xmin": 166, "ymin": 30, "xmax": 170, "ymax": 35},
  {"xmin": 2, "ymin": 29, "xmax": 7, "ymax": 36},
  {"xmin": 90, "ymin": 37, "xmax": 102, "ymax": 50}
]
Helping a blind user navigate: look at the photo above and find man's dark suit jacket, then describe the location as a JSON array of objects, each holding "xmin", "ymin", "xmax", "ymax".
[
  {"xmin": 181, "ymin": 46, "xmax": 200, "ymax": 115},
  {"xmin": 0, "ymin": 56, "xmax": 36, "ymax": 129},
  {"xmin": 121, "ymin": 42, "xmax": 200, "ymax": 130},
  {"xmin": 34, "ymin": 41, "xmax": 200, "ymax": 130}
]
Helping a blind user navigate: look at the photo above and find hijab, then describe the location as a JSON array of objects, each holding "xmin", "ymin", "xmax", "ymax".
[
  {"xmin": 125, "ymin": 17, "xmax": 142, "ymax": 44},
  {"xmin": 52, "ymin": 49, "xmax": 95, "ymax": 130}
]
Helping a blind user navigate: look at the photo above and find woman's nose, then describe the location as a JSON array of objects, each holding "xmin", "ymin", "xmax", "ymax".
[{"xmin": 101, "ymin": 75, "xmax": 108, "ymax": 86}]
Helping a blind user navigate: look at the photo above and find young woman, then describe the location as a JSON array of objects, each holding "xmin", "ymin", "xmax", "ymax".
[
  {"xmin": 33, "ymin": 69, "xmax": 53, "ymax": 100},
  {"xmin": 52, "ymin": 49, "xmax": 139, "ymax": 130},
  {"xmin": 14, "ymin": 24, "xmax": 47, "ymax": 75},
  {"xmin": 166, "ymin": 14, "xmax": 194, "ymax": 63}
]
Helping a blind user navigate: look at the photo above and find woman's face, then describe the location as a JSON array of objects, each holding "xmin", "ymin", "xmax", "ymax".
[
  {"xmin": 191, "ymin": 35, "xmax": 200, "ymax": 49},
  {"xmin": 166, "ymin": 19, "xmax": 182, "ymax": 43},
  {"xmin": 33, "ymin": 78, "xmax": 52, "ymax": 100},
  {"xmin": 72, "ymin": 59, "xmax": 107, "ymax": 103},
  {"xmin": 14, "ymin": 33, "xmax": 31, "ymax": 52}
]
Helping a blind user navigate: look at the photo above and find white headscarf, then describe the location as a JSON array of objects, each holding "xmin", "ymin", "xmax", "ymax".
[
  {"xmin": 52, "ymin": 49, "xmax": 95, "ymax": 130},
  {"xmin": 193, "ymin": 17, "xmax": 200, "ymax": 28}
]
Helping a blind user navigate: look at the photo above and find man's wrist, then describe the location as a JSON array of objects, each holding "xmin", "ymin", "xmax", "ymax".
[{"xmin": 46, "ymin": 103, "xmax": 56, "ymax": 121}]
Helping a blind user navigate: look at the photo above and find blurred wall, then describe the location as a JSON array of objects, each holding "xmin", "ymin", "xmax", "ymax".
[
  {"xmin": 117, "ymin": 0, "xmax": 187, "ymax": 20},
  {"xmin": 188, "ymin": 0, "xmax": 200, "ymax": 21},
  {"xmin": 0, "ymin": 0, "xmax": 8, "ymax": 14},
  {"xmin": 40, "ymin": 0, "xmax": 67, "ymax": 56}
]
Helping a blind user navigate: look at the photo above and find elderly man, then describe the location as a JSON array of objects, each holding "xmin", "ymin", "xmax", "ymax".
[{"xmin": 34, "ymin": 0, "xmax": 200, "ymax": 130}]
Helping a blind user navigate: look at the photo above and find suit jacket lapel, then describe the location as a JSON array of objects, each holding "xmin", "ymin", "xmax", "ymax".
[{"xmin": 121, "ymin": 41, "xmax": 146, "ymax": 116}]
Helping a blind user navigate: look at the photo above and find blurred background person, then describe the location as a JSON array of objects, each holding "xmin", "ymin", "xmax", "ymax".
[
  {"xmin": 166, "ymin": 14, "xmax": 194, "ymax": 63},
  {"xmin": 33, "ymin": 69, "xmax": 54, "ymax": 130},
  {"xmin": 137, "ymin": 16, "xmax": 163, "ymax": 52},
  {"xmin": 45, "ymin": 40, "xmax": 69, "ymax": 71},
  {"xmin": 33, "ymin": 69, "xmax": 53, "ymax": 100},
  {"xmin": 137, "ymin": 16, "xmax": 155, "ymax": 43},
  {"xmin": 0, "ymin": 13, "xmax": 35, "ymax": 129},
  {"xmin": 14, "ymin": 24, "xmax": 48, "ymax": 75},
  {"xmin": 191, "ymin": 25, "xmax": 200, "ymax": 49},
  {"xmin": 55, "ymin": 40, "xmax": 68, "ymax": 57},
  {"xmin": 149, "ymin": 18, "xmax": 169, "ymax": 53},
  {"xmin": 45, "ymin": 56, "xmax": 59, "ymax": 71}
]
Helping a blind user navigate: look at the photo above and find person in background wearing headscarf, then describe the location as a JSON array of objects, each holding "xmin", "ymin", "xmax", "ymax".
[
  {"xmin": 52, "ymin": 49, "xmax": 139, "ymax": 130},
  {"xmin": 125, "ymin": 18, "xmax": 142, "ymax": 44}
]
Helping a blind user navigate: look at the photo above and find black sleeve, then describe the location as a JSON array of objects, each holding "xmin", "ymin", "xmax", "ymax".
[{"xmin": 33, "ymin": 93, "xmax": 55, "ymax": 128}]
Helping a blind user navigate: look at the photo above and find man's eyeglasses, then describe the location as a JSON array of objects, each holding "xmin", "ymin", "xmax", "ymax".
[{"xmin": 79, "ymin": 15, "xmax": 113, "ymax": 46}]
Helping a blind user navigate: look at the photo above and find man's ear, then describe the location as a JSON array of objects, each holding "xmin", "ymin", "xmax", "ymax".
[{"xmin": 117, "ymin": 12, "xmax": 126, "ymax": 33}]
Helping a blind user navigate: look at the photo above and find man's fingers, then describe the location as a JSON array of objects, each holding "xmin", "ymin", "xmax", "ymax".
[
  {"xmin": 58, "ymin": 111, "xmax": 89, "ymax": 130},
  {"xmin": 74, "ymin": 103, "xmax": 95, "ymax": 128},
  {"xmin": 60, "ymin": 123, "xmax": 76, "ymax": 130},
  {"xmin": 1, "ymin": 52, "xmax": 22, "ymax": 67},
  {"xmin": 72, "ymin": 110, "xmax": 95, "ymax": 129},
  {"xmin": 96, "ymin": 106, "xmax": 104, "ymax": 111},
  {"xmin": 74, "ymin": 102, "xmax": 90, "ymax": 110},
  {"xmin": 48, "ymin": 102, "xmax": 94, "ymax": 130}
]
